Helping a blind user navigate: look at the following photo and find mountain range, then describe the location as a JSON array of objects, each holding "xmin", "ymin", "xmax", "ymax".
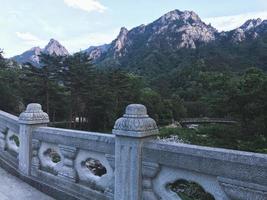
[
  {"xmin": 12, "ymin": 39, "xmax": 69, "ymax": 66},
  {"xmin": 11, "ymin": 10, "xmax": 267, "ymax": 73}
]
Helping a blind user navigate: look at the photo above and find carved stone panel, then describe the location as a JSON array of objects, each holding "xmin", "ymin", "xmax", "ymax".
[
  {"xmin": 38, "ymin": 142, "xmax": 63, "ymax": 175},
  {"xmin": 218, "ymin": 177, "xmax": 267, "ymax": 200},
  {"xmin": 75, "ymin": 150, "xmax": 114, "ymax": 193},
  {"xmin": 152, "ymin": 166, "xmax": 229, "ymax": 200},
  {"xmin": 58, "ymin": 145, "xmax": 78, "ymax": 182}
]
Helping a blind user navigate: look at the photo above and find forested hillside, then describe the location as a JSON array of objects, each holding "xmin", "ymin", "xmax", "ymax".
[{"xmin": 1, "ymin": 10, "xmax": 267, "ymax": 153}]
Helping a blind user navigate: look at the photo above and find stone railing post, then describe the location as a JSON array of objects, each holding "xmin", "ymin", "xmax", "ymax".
[
  {"xmin": 113, "ymin": 104, "xmax": 159, "ymax": 200},
  {"xmin": 58, "ymin": 145, "xmax": 78, "ymax": 182},
  {"xmin": 18, "ymin": 103, "xmax": 49, "ymax": 175}
]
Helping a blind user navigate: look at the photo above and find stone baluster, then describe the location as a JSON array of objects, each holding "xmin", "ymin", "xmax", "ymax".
[
  {"xmin": 113, "ymin": 104, "xmax": 159, "ymax": 200},
  {"xmin": 19, "ymin": 103, "xmax": 49, "ymax": 176},
  {"xmin": 0, "ymin": 128, "xmax": 7, "ymax": 151},
  {"xmin": 142, "ymin": 162, "xmax": 160, "ymax": 200},
  {"xmin": 58, "ymin": 145, "xmax": 77, "ymax": 182},
  {"xmin": 31, "ymin": 139, "xmax": 41, "ymax": 177}
]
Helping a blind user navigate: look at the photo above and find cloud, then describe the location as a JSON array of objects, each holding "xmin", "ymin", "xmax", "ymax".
[
  {"xmin": 204, "ymin": 10, "xmax": 267, "ymax": 31},
  {"xmin": 63, "ymin": 0, "xmax": 107, "ymax": 13},
  {"xmin": 16, "ymin": 32, "xmax": 46, "ymax": 46}
]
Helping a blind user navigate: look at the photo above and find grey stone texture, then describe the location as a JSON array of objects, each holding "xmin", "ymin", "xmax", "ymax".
[
  {"xmin": 19, "ymin": 103, "xmax": 49, "ymax": 175},
  {"xmin": 113, "ymin": 104, "xmax": 159, "ymax": 200},
  {"xmin": 0, "ymin": 103, "xmax": 266, "ymax": 200}
]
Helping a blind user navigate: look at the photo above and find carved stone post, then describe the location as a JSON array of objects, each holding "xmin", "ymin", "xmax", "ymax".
[
  {"xmin": 113, "ymin": 104, "xmax": 159, "ymax": 200},
  {"xmin": 31, "ymin": 139, "xmax": 41, "ymax": 177},
  {"xmin": 58, "ymin": 145, "xmax": 77, "ymax": 182},
  {"xmin": 0, "ymin": 128, "xmax": 7, "ymax": 151},
  {"xmin": 142, "ymin": 162, "xmax": 160, "ymax": 200},
  {"xmin": 19, "ymin": 103, "xmax": 49, "ymax": 176}
]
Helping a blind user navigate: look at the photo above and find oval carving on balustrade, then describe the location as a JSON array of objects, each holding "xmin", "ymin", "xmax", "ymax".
[
  {"xmin": 43, "ymin": 148, "xmax": 61, "ymax": 163},
  {"xmin": 6, "ymin": 130, "xmax": 19, "ymax": 154},
  {"xmin": 168, "ymin": 179, "xmax": 215, "ymax": 200},
  {"xmin": 81, "ymin": 158, "xmax": 107, "ymax": 177},
  {"xmin": 9, "ymin": 134, "xmax": 20, "ymax": 147}
]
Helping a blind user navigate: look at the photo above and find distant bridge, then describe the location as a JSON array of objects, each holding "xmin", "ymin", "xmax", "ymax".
[{"xmin": 180, "ymin": 117, "xmax": 238, "ymax": 126}]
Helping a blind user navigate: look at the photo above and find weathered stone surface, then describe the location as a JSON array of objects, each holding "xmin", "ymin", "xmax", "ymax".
[
  {"xmin": 19, "ymin": 103, "xmax": 49, "ymax": 125},
  {"xmin": 58, "ymin": 145, "xmax": 78, "ymax": 182},
  {"xmin": 113, "ymin": 104, "xmax": 159, "ymax": 200},
  {"xmin": 19, "ymin": 103, "xmax": 49, "ymax": 175},
  {"xmin": 142, "ymin": 162, "xmax": 160, "ymax": 200},
  {"xmin": 113, "ymin": 104, "xmax": 158, "ymax": 137}
]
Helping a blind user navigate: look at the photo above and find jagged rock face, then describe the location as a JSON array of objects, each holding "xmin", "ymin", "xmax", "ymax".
[
  {"xmin": 43, "ymin": 39, "xmax": 69, "ymax": 56},
  {"xmin": 240, "ymin": 19, "xmax": 262, "ymax": 31},
  {"xmin": 84, "ymin": 11, "xmax": 267, "ymax": 65},
  {"xmin": 87, "ymin": 9, "xmax": 217, "ymax": 61},
  {"xmin": 12, "ymin": 47, "xmax": 42, "ymax": 66},
  {"xmin": 223, "ymin": 18, "xmax": 265, "ymax": 43},
  {"xmin": 12, "ymin": 39, "xmax": 69, "ymax": 66},
  {"xmin": 136, "ymin": 9, "xmax": 217, "ymax": 51},
  {"xmin": 112, "ymin": 27, "xmax": 129, "ymax": 57},
  {"xmin": 147, "ymin": 10, "xmax": 217, "ymax": 49},
  {"xmin": 84, "ymin": 44, "xmax": 110, "ymax": 61}
]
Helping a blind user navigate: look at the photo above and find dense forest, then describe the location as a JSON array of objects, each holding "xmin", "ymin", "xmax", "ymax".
[{"xmin": 0, "ymin": 47, "xmax": 266, "ymax": 152}]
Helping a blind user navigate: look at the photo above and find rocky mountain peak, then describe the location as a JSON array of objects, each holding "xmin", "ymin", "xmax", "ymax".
[
  {"xmin": 118, "ymin": 27, "xmax": 128, "ymax": 38},
  {"xmin": 147, "ymin": 9, "xmax": 216, "ymax": 49},
  {"xmin": 30, "ymin": 46, "xmax": 42, "ymax": 54},
  {"xmin": 12, "ymin": 39, "xmax": 69, "ymax": 66},
  {"xmin": 240, "ymin": 18, "xmax": 262, "ymax": 31},
  {"xmin": 159, "ymin": 9, "xmax": 201, "ymax": 24},
  {"xmin": 113, "ymin": 27, "xmax": 129, "ymax": 56},
  {"xmin": 43, "ymin": 39, "xmax": 69, "ymax": 56},
  {"xmin": 228, "ymin": 18, "xmax": 264, "ymax": 43}
]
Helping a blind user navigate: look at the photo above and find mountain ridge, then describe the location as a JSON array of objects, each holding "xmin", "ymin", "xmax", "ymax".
[
  {"xmin": 11, "ymin": 9, "xmax": 267, "ymax": 67},
  {"xmin": 79, "ymin": 9, "xmax": 267, "ymax": 65},
  {"xmin": 12, "ymin": 39, "xmax": 69, "ymax": 66}
]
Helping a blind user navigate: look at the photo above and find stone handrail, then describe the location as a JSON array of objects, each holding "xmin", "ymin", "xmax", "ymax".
[
  {"xmin": 31, "ymin": 127, "xmax": 115, "ymax": 199},
  {"xmin": 0, "ymin": 110, "xmax": 20, "ymax": 169},
  {"xmin": 142, "ymin": 141, "xmax": 267, "ymax": 200},
  {"xmin": 0, "ymin": 103, "xmax": 266, "ymax": 200},
  {"xmin": 0, "ymin": 110, "xmax": 19, "ymax": 133}
]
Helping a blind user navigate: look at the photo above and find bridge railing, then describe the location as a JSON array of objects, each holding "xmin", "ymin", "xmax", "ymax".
[
  {"xmin": 31, "ymin": 127, "xmax": 115, "ymax": 200},
  {"xmin": 180, "ymin": 117, "xmax": 238, "ymax": 124},
  {"xmin": 0, "ymin": 103, "xmax": 266, "ymax": 200},
  {"xmin": 0, "ymin": 110, "xmax": 19, "ymax": 168},
  {"xmin": 142, "ymin": 141, "xmax": 267, "ymax": 200}
]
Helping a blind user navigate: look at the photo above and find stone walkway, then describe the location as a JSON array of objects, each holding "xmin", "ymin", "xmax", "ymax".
[{"xmin": 0, "ymin": 167, "xmax": 54, "ymax": 200}]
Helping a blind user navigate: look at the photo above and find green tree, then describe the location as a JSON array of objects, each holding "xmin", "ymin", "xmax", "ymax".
[
  {"xmin": 21, "ymin": 53, "xmax": 65, "ymax": 119},
  {"xmin": 62, "ymin": 52, "xmax": 95, "ymax": 128},
  {"xmin": 227, "ymin": 68, "xmax": 267, "ymax": 136}
]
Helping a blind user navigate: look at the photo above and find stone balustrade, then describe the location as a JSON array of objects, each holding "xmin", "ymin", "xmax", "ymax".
[
  {"xmin": 0, "ymin": 110, "xmax": 20, "ymax": 169},
  {"xmin": 0, "ymin": 103, "xmax": 266, "ymax": 200}
]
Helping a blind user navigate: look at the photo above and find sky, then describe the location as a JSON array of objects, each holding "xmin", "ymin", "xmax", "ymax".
[{"xmin": 1, "ymin": 0, "xmax": 267, "ymax": 57}]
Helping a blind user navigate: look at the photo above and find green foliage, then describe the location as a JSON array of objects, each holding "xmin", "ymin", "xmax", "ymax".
[
  {"xmin": 44, "ymin": 148, "xmax": 61, "ymax": 163},
  {"xmin": 0, "ymin": 45, "xmax": 267, "ymax": 152},
  {"xmin": 160, "ymin": 124, "xmax": 267, "ymax": 153},
  {"xmin": 169, "ymin": 179, "xmax": 215, "ymax": 200},
  {"xmin": 0, "ymin": 51, "xmax": 22, "ymax": 114},
  {"xmin": 227, "ymin": 68, "xmax": 267, "ymax": 136}
]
